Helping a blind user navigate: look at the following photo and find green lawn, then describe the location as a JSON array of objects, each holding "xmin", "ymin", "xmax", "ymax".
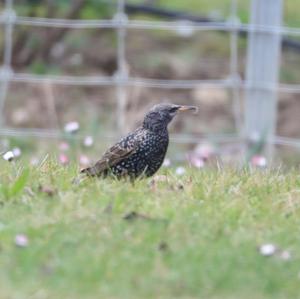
[
  {"xmin": 131, "ymin": 0, "xmax": 300, "ymax": 28},
  {"xmin": 0, "ymin": 160, "xmax": 300, "ymax": 298}
]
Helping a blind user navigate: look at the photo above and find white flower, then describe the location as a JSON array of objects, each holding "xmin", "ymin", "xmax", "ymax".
[
  {"xmin": 162, "ymin": 158, "xmax": 171, "ymax": 167},
  {"xmin": 3, "ymin": 151, "xmax": 14, "ymax": 161},
  {"xmin": 259, "ymin": 243, "xmax": 276, "ymax": 256},
  {"xmin": 83, "ymin": 136, "xmax": 94, "ymax": 147},
  {"xmin": 64, "ymin": 121, "xmax": 79, "ymax": 134},
  {"xmin": 175, "ymin": 166, "xmax": 186, "ymax": 175},
  {"xmin": 12, "ymin": 147, "xmax": 21, "ymax": 157}
]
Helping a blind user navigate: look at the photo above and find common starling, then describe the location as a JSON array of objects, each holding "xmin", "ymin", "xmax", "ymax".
[{"xmin": 80, "ymin": 103, "xmax": 197, "ymax": 179}]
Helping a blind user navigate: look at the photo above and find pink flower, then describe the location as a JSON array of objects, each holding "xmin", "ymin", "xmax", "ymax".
[
  {"xmin": 59, "ymin": 153, "xmax": 69, "ymax": 165},
  {"xmin": 194, "ymin": 143, "xmax": 215, "ymax": 161},
  {"xmin": 191, "ymin": 157, "xmax": 205, "ymax": 169},
  {"xmin": 79, "ymin": 154, "xmax": 90, "ymax": 166},
  {"xmin": 187, "ymin": 153, "xmax": 205, "ymax": 169},
  {"xmin": 15, "ymin": 234, "xmax": 29, "ymax": 247},
  {"xmin": 251, "ymin": 155, "xmax": 267, "ymax": 168},
  {"xmin": 59, "ymin": 142, "xmax": 69, "ymax": 151}
]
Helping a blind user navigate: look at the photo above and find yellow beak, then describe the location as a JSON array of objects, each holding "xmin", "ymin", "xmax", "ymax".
[{"xmin": 178, "ymin": 105, "xmax": 198, "ymax": 113}]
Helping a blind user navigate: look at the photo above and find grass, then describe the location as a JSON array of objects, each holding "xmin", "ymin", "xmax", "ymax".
[
  {"xmin": 0, "ymin": 159, "xmax": 300, "ymax": 298},
  {"xmin": 131, "ymin": 0, "xmax": 300, "ymax": 27}
]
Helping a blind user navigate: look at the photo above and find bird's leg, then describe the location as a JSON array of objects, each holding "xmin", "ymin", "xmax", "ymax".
[
  {"xmin": 129, "ymin": 176, "xmax": 135, "ymax": 186},
  {"xmin": 140, "ymin": 165, "xmax": 149, "ymax": 179}
]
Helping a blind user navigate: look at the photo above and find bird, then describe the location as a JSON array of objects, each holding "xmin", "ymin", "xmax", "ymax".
[{"xmin": 80, "ymin": 103, "xmax": 197, "ymax": 180}]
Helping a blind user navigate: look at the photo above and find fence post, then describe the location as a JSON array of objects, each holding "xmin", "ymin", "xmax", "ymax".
[
  {"xmin": 244, "ymin": 0, "xmax": 283, "ymax": 159},
  {"xmin": 115, "ymin": 0, "xmax": 128, "ymax": 135},
  {"xmin": 229, "ymin": 0, "xmax": 242, "ymax": 136}
]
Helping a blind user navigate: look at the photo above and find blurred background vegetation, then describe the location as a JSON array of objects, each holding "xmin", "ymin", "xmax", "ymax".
[{"xmin": 0, "ymin": 0, "xmax": 300, "ymax": 164}]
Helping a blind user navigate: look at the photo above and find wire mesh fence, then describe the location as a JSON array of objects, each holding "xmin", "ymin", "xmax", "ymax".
[{"xmin": 0, "ymin": 0, "xmax": 300, "ymax": 155}]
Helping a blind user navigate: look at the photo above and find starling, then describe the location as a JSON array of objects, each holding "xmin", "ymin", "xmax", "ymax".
[{"xmin": 80, "ymin": 103, "xmax": 197, "ymax": 179}]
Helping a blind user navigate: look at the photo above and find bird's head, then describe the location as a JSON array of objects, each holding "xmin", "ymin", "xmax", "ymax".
[{"xmin": 143, "ymin": 103, "xmax": 198, "ymax": 133}]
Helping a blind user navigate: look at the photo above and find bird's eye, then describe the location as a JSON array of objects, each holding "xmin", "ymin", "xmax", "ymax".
[{"xmin": 169, "ymin": 107, "xmax": 178, "ymax": 113}]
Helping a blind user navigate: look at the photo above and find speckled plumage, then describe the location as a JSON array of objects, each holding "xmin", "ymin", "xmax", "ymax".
[{"xmin": 81, "ymin": 103, "xmax": 197, "ymax": 179}]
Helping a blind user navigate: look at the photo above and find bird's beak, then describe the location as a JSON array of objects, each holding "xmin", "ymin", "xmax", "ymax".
[{"xmin": 177, "ymin": 105, "xmax": 198, "ymax": 113}]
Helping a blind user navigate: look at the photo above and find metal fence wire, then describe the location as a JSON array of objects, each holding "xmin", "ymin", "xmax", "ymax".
[{"xmin": 1, "ymin": 0, "xmax": 300, "ymax": 153}]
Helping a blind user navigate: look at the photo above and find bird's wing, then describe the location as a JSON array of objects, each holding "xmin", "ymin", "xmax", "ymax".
[{"xmin": 80, "ymin": 130, "xmax": 141, "ymax": 176}]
